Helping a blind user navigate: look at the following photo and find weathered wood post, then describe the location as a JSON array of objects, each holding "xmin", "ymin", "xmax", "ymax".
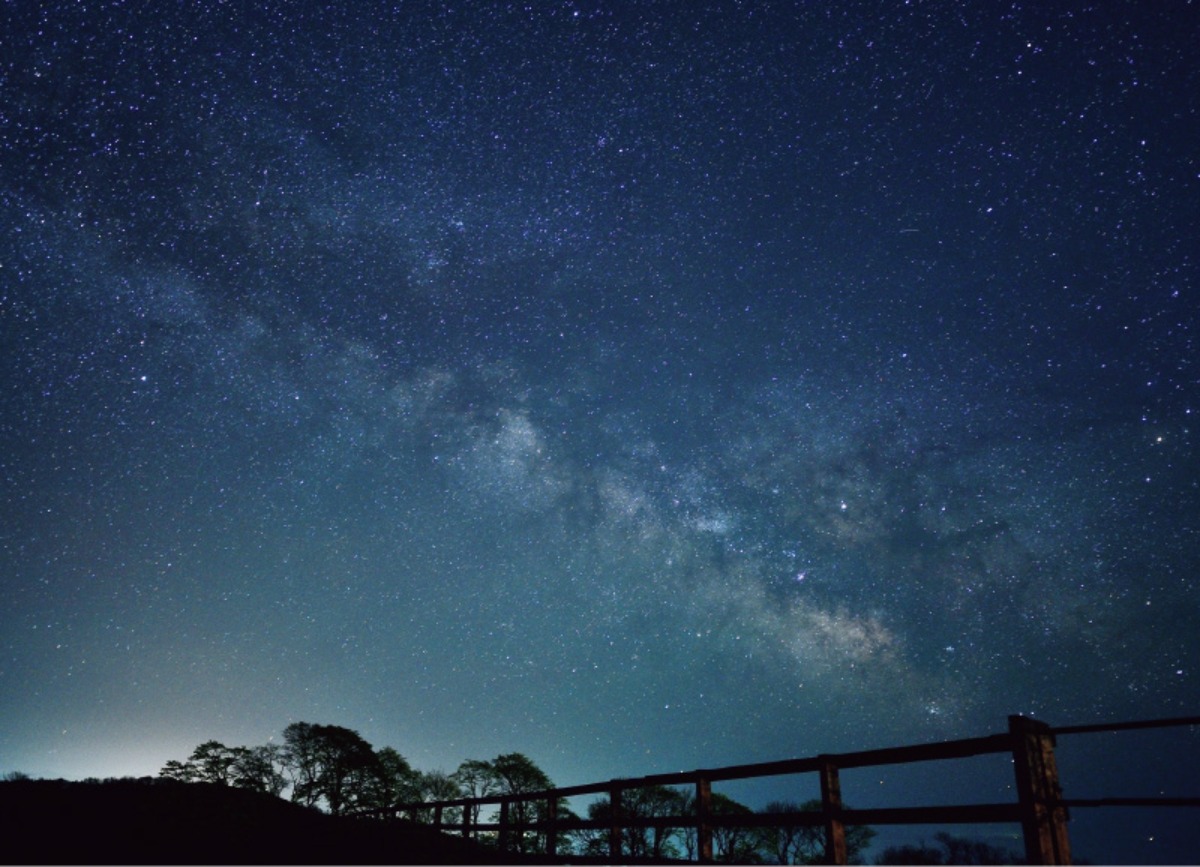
[
  {"xmin": 1010, "ymin": 715, "xmax": 1072, "ymax": 865},
  {"xmin": 605, "ymin": 783, "xmax": 622, "ymax": 860},
  {"xmin": 498, "ymin": 798, "xmax": 511, "ymax": 853},
  {"xmin": 545, "ymin": 795, "xmax": 558, "ymax": 857},
  {"xmin": 819, "ymin": 757, "xmax": 847, "ymax": 865},
  {"xmin": 696, "ymin": 775, "xmax": 714, "ymax": 863},
  {"xmin": 433, "ymin": 803, "xmax": 443, "ymax": 831},
  {"xmin": 461, "ymin": 799, "xmax": 472, "ymax": 839}
]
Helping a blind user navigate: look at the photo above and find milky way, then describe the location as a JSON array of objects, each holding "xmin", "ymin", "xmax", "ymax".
[{"xmin": 2, "ymin": 2, "xmax": 1197, "ymax": 861}]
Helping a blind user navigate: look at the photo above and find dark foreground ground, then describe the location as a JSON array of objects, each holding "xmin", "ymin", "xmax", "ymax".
[{"xmin": 0, "ymin": 777, "xmax": 553, "ymax": 864}]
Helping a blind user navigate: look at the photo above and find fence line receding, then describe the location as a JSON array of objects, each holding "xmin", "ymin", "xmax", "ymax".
[{"xmin": 354, "ymin": 714, "xmax": 1200, "ymax": 865}]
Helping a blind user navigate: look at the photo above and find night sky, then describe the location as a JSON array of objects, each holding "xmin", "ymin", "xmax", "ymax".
[{"xmin": 2, "ymin": 1, "xmax": 1198, "ymax": 862}]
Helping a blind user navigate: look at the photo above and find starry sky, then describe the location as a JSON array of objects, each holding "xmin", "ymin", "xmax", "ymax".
[{"xmin": 2, "ymin": 1, "xmax": 1198, "ymax": 862}]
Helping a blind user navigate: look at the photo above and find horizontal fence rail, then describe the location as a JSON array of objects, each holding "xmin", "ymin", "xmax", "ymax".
[{"xmin": 355, "ymin": 714, "xmax": 1200, "ymax": 865}]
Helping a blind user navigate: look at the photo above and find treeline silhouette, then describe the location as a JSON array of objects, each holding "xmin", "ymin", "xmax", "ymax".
[
  {"xmin": 149, "ymin": 721, "xmax": 1025, "ymax": 863},
  {"xmin": 1, "ymin": 721, "xmax": 1032, "ymax": 863},
  {"xmin": 875, "ymin": 832, "xmax": 1029, "ymax": 865},
  {"xmin": 153, "ymin": 721, "xmax": 880, "ymax": 862},
  {"xmin": 158, "ymin": 722, "xmax": 561, "ymax": 826}
]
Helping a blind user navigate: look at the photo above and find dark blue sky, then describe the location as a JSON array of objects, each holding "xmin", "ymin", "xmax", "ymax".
[{"xmin": 2, "ymin": 1, "xmax": 1197, "ymax": 861}]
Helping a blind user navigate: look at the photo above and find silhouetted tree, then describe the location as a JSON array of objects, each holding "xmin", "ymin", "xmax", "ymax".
[
  {"xmin": 677, "ymin": 790, "xmax": 763, "ymax": 862},
  {"xmin": 281, "ymin": 722, "xmax": 323, "ymax": 807},
  {"xmin": 189, "ymin": 740, "xmax": 239, "ymax": 785},
  {"xmin": 876, "ymin": 842, "xmax": 946, "ymax": 864},
  {"xmin": 488, "ymin": 752, "xmax": 552, "ymax": 794},
  {"xmin": 231, "ymin": 744, "xmax": 287, "ymax": 796},
  {"xmin": 360, "ymin": 745, "xmax": 421, "ymax": 813},
  {"xmin": 160, "ymin": 741, "xmax": 285, "ymax": 796},
  {"xmin": 475, "ymin": 752, "xmax": 556, "ymax": 854},
  {"xmin": 280, "ymin": 722, "xmax": 381, "ymax": 815},
  {"xmin": 160, "ymin": 725, "xmax": 423, "ymax": 817},
  {"xmin": 711, "ymin": 792, "xmax": 763, "ymax": 863},
  {"xmin": 412, "ymin": 769, "xmax": 464, "ymax": 825},
  {"xmin": 934, "ymin": 832, "xmax": 1021, "ymax": 865},
  {"xmin": 452, "ymin": 758, "xmax": 497, "ymax": 827},
  {"xmin": 159, "ymin": 759, "xmax": 197, "ymax": 783},
  {"xmin": 579, "ymin": 784, "xmax": 687, "ymax": 859},
  {"xmin": 760, "ymin": 799, "xmax": 876, "ymax": 864},
  {"xmin": 876, "ymin": 831, "xmax": 1021, "ymax": 865}
]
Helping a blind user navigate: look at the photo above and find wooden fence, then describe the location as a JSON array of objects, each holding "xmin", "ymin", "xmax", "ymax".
[{"xmin": 364, "ymin": 714, "xmax": 1200, "ymax": 865}]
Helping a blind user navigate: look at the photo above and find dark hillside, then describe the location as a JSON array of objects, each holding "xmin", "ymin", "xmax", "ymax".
[{"xmin": 0, "ymin": 777, "xmax": 522, "ymax": 864}]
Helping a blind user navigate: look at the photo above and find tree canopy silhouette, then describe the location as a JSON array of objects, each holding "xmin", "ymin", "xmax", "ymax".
[
  {"xmin": 876, "ymin": 831, "xmax": 1021, "ymax": 865},
  {"xmin": 282, "ymin": 722, "xmax": 383, "ymax": 815},
  {"xmin": 160, "ymin": 722, "xmax": 420, "ymax": 817},
  {"xmin": 156, "ymin": 722, "xmax": 882, "ymax": 862},
  {"xmin": 761, "ymin": 798, "xmax": 876, "ymax": 864}
]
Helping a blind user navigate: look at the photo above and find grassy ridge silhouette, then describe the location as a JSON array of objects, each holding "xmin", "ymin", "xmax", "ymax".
[{"xmin": 0, "ymin": 776, "xmax": 540, "ymax": 865}]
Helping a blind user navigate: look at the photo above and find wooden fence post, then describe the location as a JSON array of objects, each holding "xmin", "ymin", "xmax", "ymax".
[
  {"xmin": 461, "ymin": 800, "xmax": 472, "ymax": 839},
  {"xmin": 608, "ymin": 783, "xmax": 623, "ymax": 861},
  {"xmin": 546, "ymin": 795, "xmax": 558, "ymax": 857},
  {"xmin": 1010, "ymin": 716, "xmax": 1072, "ymax": 865},
  {"xmin": 819, "ymin": 757, "xmax": 847, "ymax": 865},
  {"xmin": 498, "ymin": 798, "xmax": 510, "ymax": 853},
  {"xmin": 696, "ymin": 776, "xmax": 714, "ymax": 863},
  {"xmin": 433, "ymin": 803, "xmax": 443, "ymax": 830}
]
